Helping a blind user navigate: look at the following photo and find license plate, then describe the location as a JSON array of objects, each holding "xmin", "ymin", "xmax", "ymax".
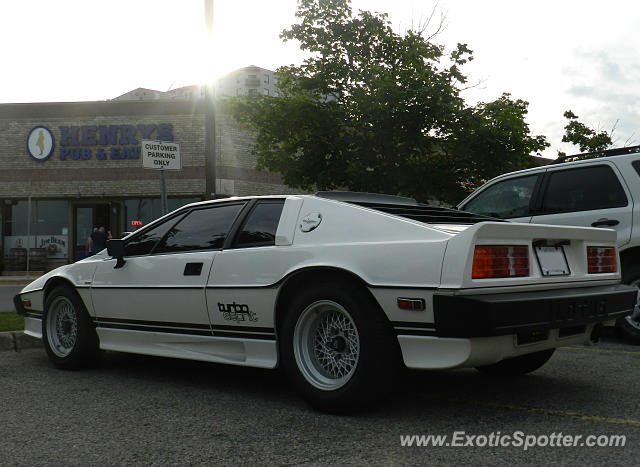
[{"xmin": 535, "ymin": 246, "xmax": 570, "ymax": 276}]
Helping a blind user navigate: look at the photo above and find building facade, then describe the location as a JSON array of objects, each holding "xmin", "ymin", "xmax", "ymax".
[
  {"xmin": 215, "ymin": 65, "xmax": 279, "ymax": 97},
  {"xmin": 113, "ymin": 66, "xmax": 278, "ymax": 102},
  {"xmin": 0, "ymin": 92, "xmax": 297, "ymax": 274}
]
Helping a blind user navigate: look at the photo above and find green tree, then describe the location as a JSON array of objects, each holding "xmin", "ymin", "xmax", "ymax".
[
  {"xmin": 560, "ymin": 110, "xmax": 613, "ymax": 155},
  {"xmin": 228, "ymin": 0, "xmax": 548, "ymax": 204}
]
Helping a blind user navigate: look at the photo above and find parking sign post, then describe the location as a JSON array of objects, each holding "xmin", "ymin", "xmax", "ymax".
[{"xmin": 141, "ymin": 140, "xmax": 181, "ymax": 216}]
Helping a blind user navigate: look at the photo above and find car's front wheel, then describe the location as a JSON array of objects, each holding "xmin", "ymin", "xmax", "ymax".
[
  {"xmin": 280, "ymin": 282, "xmax": 399, "ymax": 413},
  {"xmin": 42, "ymin": 285, "xmax": 101, "ymax": 370},
  {"xmin": 476, "ymin": 349, "xmax": 555, "ymax": 377}
]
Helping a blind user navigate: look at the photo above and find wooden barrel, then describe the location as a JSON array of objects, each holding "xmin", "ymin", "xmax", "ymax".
[
  {"xmin": 8, "ymin": 248, "xmax": 27, "ymax": 271},
  {"xmin": 28, "ymin": 248, "xmax": 47, "ymax": 271}
]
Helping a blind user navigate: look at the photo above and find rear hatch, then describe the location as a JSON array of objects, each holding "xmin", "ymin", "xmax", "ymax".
[{"xmin": 440, "ymin": 221, "xmax": 621, "ymax": 291}]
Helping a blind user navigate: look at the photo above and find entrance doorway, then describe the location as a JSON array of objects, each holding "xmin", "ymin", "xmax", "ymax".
[{"xmin": 73, "ymin": 204, "xmax": 111, "ymax": 261}]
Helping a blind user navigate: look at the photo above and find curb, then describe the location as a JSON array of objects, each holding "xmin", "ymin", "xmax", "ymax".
[{"xmin": 0, "ymin": 331, "xmax": 42, "ymax": 352}]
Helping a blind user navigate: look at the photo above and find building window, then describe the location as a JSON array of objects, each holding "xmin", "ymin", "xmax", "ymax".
[
  {"xmin": 2, "ymin": 199, "xmax": 69, "ymax": 260},
  {"xmin": 248, "ymin": 89, "xmax": 258, "ymax": 97}
]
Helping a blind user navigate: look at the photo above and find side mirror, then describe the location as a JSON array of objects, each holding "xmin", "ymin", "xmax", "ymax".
[{"xmin": 107, "ymin": 239, "xmax": 127, "ymax": 269}]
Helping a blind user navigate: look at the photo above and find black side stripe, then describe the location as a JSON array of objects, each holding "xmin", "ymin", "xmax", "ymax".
[
  {"xmin": 94, "ymin": 317, "xmax": 276, "ymax": 340},
  {"xmin": 391, "ymin": 321, "xmax": 437, "ymax": 337},
  {"xmin": 95, "ymin": 317, "xmax": 211, "ymax": 329},
  {"xmin": 91, "ymin": 286, "xmax": 204, "ymax": 290},
  {"xmin": 212, "ymin": 331, "xmax": 275, "ymax": 341},
  {"xmin": 24, "ymin": 311, "xmax": 43, "ymax": 319},
  {"xmin": 214, "ymin": 324, "xmax": 275, "ymax": 333}
]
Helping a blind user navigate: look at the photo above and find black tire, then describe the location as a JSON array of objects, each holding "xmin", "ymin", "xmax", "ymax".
[
  {"xmin": 616, "ymin": 264, "xmax": 640, "ymax": 344},
  {"xmin": 280, "ymin": 281, "xmax": 399, "ymax": 413},
  {"xmin": 42, "ymin": 285, "xmax": 101, "ymax": 370},
  {"xmin": 476, "ymin": 349, "xmax": 555, "ymax": 377}
]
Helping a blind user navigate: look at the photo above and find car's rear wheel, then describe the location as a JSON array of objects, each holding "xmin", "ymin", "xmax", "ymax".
[
  {"xmin": 616, "ymin": 265, "xmax": 640, "ymax": 344},
  {"xmin": 42, "ymin": 285, "xmax": 100, "ymax": 370},
  {"xmin": 280, "ymin": 282, "xmax": 399, "ymax": 413},
  {"xmin": 476, "ymin": 349, "xmax": 555, "ymax": 377}
]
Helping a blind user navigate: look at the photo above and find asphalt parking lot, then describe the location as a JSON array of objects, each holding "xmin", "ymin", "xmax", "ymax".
[{"xmin": 0, "ymin": 331, "xmax": 637, "ymax": 465}]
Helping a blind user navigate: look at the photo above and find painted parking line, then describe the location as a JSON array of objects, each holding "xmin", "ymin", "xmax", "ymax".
[
  {"xmin": 559, "ymin": 346, "xmax": 640, "ymax": 356},
  {"xmin": 447, "ymin": 398, "xmax": 640, "ymax": 428}
]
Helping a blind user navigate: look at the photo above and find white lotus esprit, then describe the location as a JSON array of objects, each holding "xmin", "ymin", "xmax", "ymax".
[{"xmin": 14, "ymin": 192, "xmax": 636, "ymax": 412}]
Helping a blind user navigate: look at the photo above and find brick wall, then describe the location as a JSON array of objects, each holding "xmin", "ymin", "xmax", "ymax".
[
  {"xmin": 0, "ymin": 102, "xmax": 207, "ymax": 198},
  {"xmin": 0, "ymin": 100, "xmax": 306, "ymax": 199}
]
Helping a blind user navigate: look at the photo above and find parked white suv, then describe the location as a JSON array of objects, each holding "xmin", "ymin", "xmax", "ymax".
[{"xmin": 458, "ymin": 146, "xmax": 640, "ymax": 342}]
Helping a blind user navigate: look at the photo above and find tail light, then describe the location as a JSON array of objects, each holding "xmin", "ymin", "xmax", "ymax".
[
  {"xmin": 472, "ymin": 245, "xmax": 529, "ymax": 279},
  {"xmin": 587, "ymin": 246, "xmax": 617, "ymax": 273}
]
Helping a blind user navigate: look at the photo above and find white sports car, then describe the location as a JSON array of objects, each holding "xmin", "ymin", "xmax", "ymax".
[{"xmin": 14, "ymin": 192, "xmax": 636, "ymax": 412}]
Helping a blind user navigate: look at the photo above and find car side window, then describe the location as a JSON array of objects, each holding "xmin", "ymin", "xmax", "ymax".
[
  {"xmin": 462, "ymin": 174, "xmax": 539, "ymax": 219},
  {"xmin": 153, "ymin": 203, "xmax": 246, "ymax": 254},
  {"xmin": 542, "ymin": 165, "xmax": 627, "ymax": 213},
  {"xmin": 124, "ymin": 214, "xmax": 184, "ymax": 256},
  {"xmin": 233, "ymin": 200, "xmax": 285, "ymax": 248}
]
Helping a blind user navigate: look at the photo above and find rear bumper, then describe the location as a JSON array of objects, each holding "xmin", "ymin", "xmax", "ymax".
[{"xmin": 433, "ymin": 284, "xmax": 635, "ymax": 338}]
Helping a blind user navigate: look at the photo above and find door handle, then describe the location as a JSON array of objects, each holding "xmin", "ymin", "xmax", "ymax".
[
  {"xmin": 591, "ymin": 218, "xmax": 620, "ymax": 227},
  {"xmin": 184, "ymin": 262, "xmax": 203, "ymax": 276}
]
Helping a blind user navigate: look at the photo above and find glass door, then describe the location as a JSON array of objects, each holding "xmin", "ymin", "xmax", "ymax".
[
  {"xmin": 74, "ymin": 204, "xmax": 111, "ymax": 261},
  {"xmin": 75, "ymin": 207, "xmax": 94, "ymax": 261}
]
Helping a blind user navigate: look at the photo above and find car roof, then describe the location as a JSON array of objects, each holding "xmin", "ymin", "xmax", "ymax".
[{"xmin": 475, "ymin": 151, "xmax": 640, "ymax": 188}]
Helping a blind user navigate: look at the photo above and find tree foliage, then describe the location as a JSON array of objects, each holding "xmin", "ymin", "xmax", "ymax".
[
  {"xmin": 228, "ymin": 0, "xmax": 548, "ymax": 204},
  {"xmin": 560, "ymin": 110, "xmax": 613, "ymax": 154}
]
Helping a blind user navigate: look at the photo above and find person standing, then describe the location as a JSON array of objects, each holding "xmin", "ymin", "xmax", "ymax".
[
  {"xmin": 85, "ymin": 227, "xmax": 97, "ymax": 256},
  {"xmin": 91, "ymin": 226, "xmax": 109, "ymax": 254}
]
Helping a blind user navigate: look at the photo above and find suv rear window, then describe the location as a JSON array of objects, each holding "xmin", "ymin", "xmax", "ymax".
[{"xmin": 542, "ymin": 165, "xmax": 627, "ymax": 213}]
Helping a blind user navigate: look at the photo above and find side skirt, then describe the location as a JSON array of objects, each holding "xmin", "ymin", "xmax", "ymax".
[{"xmin": 96, "ymin": 328, "xmax": 278, "ymax": 369}]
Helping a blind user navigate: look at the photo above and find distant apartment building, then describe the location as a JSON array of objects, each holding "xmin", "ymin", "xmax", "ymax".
[
  {"xmin": 215, "ymin": 66, "xmax": 279, "ymax": 97},
  {"xmin": 112, "ymin": 66, "xmax": 278, "ymax": 102}
]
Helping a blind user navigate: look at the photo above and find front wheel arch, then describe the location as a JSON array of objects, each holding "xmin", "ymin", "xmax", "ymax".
[{"xmin": 42, "ymin": 284, "xmax": 101, "ymax": 370}]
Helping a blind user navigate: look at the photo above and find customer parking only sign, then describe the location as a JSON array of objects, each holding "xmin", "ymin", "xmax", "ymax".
[{"xmin": 141, "ymin": 140, "xmax": 181, "ymax": 170}]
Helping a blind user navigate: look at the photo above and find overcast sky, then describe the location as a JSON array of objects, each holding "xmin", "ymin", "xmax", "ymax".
[{"xmin": 2, "ymin": 0, "xmax": 639, "ymax": 158}]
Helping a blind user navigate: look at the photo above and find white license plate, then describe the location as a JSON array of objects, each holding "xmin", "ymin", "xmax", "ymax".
[{"xmin": 535, "ymin": 246, "xmax": 570, "ymax": 276}]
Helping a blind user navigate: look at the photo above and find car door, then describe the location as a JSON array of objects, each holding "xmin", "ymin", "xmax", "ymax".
[
  {"xmin": 459, "ymin": 172, "xmax": 543, "ymax": 223},
  {"xmin": 206, "ymin": 199, "xmax": 286, "ymax": 341},
  {"xmin": 532, "ymin": 163, "xmax": 633, "ymax": 248},
  {"xmin": 91, "ymin": 201, "xmax": 247, "ymax": 338}
]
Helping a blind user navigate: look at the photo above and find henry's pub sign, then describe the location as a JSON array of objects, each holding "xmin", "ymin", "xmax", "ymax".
[{"xmin": 27, "ymin": 124, "xmax": 174, "ymax": 162}]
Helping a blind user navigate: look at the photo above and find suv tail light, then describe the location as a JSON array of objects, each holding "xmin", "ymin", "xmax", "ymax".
[
  {"xmin": 472, "ymin": 245, "xmax": 529, "ymax": 279},
  {"xmin": 587, "ymin": 246, "xmax": 617, "ymax": 273}
]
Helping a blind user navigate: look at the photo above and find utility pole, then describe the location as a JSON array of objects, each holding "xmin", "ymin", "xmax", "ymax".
[{"xmin": 204, "ymin": 0, "xmax": 216, "ymax": 200}]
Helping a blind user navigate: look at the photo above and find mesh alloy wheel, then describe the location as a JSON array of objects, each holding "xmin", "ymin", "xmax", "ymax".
[
  {"xmin": 46, "ymin": 295, "xmax": 79, "ymax": 358},
  {"xmin": 293, "ymin": 300, "xmax": 360, "ymax": 391}
]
